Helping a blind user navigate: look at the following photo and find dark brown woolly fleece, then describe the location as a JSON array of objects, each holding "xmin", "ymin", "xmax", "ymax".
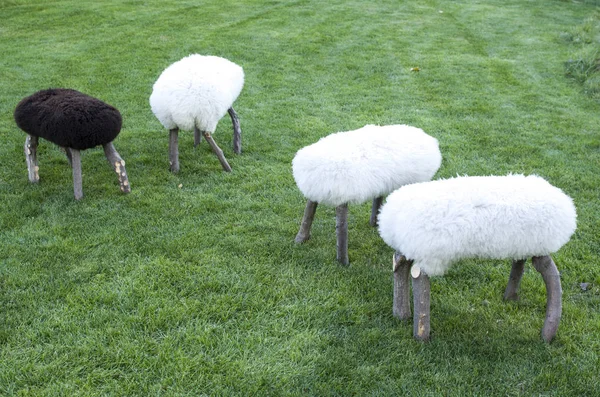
[{"xmin": 14, "ymin": 88, "xmax": 122, "ymax": 150}]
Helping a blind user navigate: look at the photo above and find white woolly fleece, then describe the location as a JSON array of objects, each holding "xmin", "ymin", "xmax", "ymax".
[
  {"xmin": 150, "ymin": 54, "xmax": 244, "ymax": 132},
  {"xmin": 292, "ymin": 125, "xmax": 442, "ymax": 206},
  {"xmin": 378, "ymin": 174, "xmax": 577, "ymax": 276}
]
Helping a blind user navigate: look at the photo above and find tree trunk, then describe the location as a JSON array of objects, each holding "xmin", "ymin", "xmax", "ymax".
[
  {"xmin": 203, "ymin": 131, "xmax": 232, "ymax": 172},
  {"xmin": 169, "ymin": 128, "xmax": 179, "ymax": 173},
  {"xmin": 503, "ymin": 259, "xmax": 526, "ymax": 301},
  {"xmin": 532, "ymin": 255, "xmax": 562, "ymax": 343},
  {"xmin": 228, "ymin": 107, "xmax": 242, "ymax": 154},
  {"xmin": 369, "ymin": 196, "xmax": 384, "ymax": 227},
  {"xmin": 295, "ymin": 200, "xmax": 318, "ymax": 243},
  {"xmin": 194, "ymin": 126, "xmax": 202, "ymax": 148},
  {"xmin": 24, "ymin": 135, "xmax": 39, "ymax": 183},
  {"xmin": 103, "ymin": 142, "xmax": 131, "ymax": 194},
  {"xmin": 411, "ymin": 265, "xmax": 430, "ymax": 342},
  {"xmin": 393, "ymin": 251, "xmax": 413, "ymax": 320},
  {"xmin": 336, "ymin": 203, "xmax": 349, "ymax": 266},
  {"xmin": 70, "ymin": 148, "xmax": 83, "ymax": 200}
]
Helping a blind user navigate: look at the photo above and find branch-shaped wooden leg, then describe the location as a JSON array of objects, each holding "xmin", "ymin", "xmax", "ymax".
[
  {"xmin": 228, "ymin": 107, "xmax": 241, "ymax": 154},
  {"xmin": 169, "ymin": 128, "xmax": 179, "ymax": 173},
  {"xmin": 503, "ymin": 259, "xmax": 526, "ymax": 301},
  {"xmin": 532, "ymin": 255, "xmax": 562, "ymax": 343},
  {"xmin": 336, "ymin": 203, "xmax": 349, "ymax": 266},
  {"xmin": 194, "ymin": 126, "xmax": 202, "ymax": 148},
  {"xmin": 70, "ymin": 148, "xmax": 83, "ymax": 200},
  {"xmin": 203, "ymin": 131, "xmax": 232, "ymax": 172},
  {"xmin": 393, "ymin": 251, "xmax": 413, "ymax": 320},
  {"xmin": 295, "ymin": 200, "xmax": 318, "ymax": 243},
  {"xmin": 370, "ymin": 196, "xmax": 384, "ymax": 227},
  {"xmin": 411, "ymin": 265, "xmax": 430, "ymax": 342},
  {"xmin": 63, "ymin": 146, "xmax": 73, "ymax": 166},
  {"xmin": 24, "ymin": 135, "xmax": 40, "ymax": 183},
  {"xmin": 103, "ymin": 142, "xmax": 131, "ymax": 194}
]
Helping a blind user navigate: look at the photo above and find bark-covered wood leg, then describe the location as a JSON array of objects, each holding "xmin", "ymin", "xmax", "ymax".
[
  {"xmin": 393, "ymin": 251, "xmax": 413, "ymax": 320},
  {"xmin": 63, "ymin": 146, "xmax": 73, "ymax": 166},
  {"xmin": 336, "ymin": 203, "xmax": 349, "ymax": 266},
  {"xmin": 194, "ymin": 126, "xmax": 202, "ymax": 148},
  {"xmin": 169, "ymin": 128, "xmax": 180, "ymax": 173},
  {"xmin": 370, "ymin": 196, "xmax": 384, "ymax": 227},
  {"xmin": 24, "ymin": 135, "xmax": 39, "ymax": 183},
  {"xmin": 532, "ymin": 255, "xmax": 562, "ymax": 343},
  {"xmin": 295, "ymin": 200, "xmax": 318, "ymax": 243},
  {"xmin": 411, "ymin": 265, "xmax": 431, "ymax": 342},
  {"xmin": 228, "ymin": 107, "xmax": 241, "ymax": 154},
  {"xmin": 103, "ymin": 142, "xmax": 131, "ymax": 194},
  {"xmin": 203, "ymin": 131, "xmax": 232, "ymax": 172},
  {"xmin": 70, "ymin": 148, "xmax": 83, "ymax": 200},
  {"xmin": 503, "ymin": 259, "xmax": 526, "ymax": 301}
]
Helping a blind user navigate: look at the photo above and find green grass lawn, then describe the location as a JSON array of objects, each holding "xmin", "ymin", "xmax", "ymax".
[
  {"xmin": 1, "ymin": 0, "xmax": 599, "ymax": 395},
  {"xmin": 564, "ymin": 9, "xmax": 600, "ymax": 99}
]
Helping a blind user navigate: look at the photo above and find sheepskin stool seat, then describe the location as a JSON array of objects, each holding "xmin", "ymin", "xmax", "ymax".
[
  {"xmin": 378, "ymin": 174, "xmax": 577, "ymax": 343},
  {"xmin": 292, "ymin": 124, "xmax": 442, "ymax": 266},
  {"xmin": 14, "ymin": 88, "xmax": 130, "ymax": 200},
  {"xmin": 150, "ymin": 54, "xmax": 244, "ymax": 173}
]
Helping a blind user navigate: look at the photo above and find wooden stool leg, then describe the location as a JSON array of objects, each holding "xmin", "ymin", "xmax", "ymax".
[
  {"xmin": 411, "ymin": 265, "xmax": 430, "ymax": 342},
  {"xmin": 194, "ymin": 126, "xmax": 202, "ymax": 148},
  {"xmin": 336, "ymin": 203, "xmax": 349, "ymax": 266},
  {"xmin": 228, "ymin": 107, "xmax": 241, "ymax": 154},
  {"xmin": 503, "ymin": 259, "xmax": 526, "ymax": 301},
  {"xmin": 70, "ymin": 148, "xmax": 83, "ymax": 200},
  {"xmin": 532, "ymin": 255, "xmax": 562, "ymax": 343},
  {"xmin": 393, "ymin": 251, "xmax": 413, "ymax": 320},
  {"xmin": 203, "ymin": 131, "xmax": 232, "ymax": 172},
  {"xmin": 169, "ymin": 128, "xmax": 179, "ymax": 173},
  {"xmin": 370, "ymin": 196, "xmax": 384, "ymax": 227},
  {"xmin": 24, "ymin": 135, "xmax": 39, "ymax": 183},
  {"xmin": 63, "ymin": 146, "xmax": 73, "ymax": 166},
  {"xmin": 295, "ymin": 200, "xmax": 318, "ymax": 243},
  {"xmin": 103, "ymin": 143, "xmax": 131, "ymax": 194}
]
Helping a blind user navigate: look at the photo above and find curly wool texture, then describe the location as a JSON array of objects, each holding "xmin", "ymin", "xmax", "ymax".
[
  {"xmin": 149, "ymin": 54, "xmax": 244, "ymax": 132},
  {"xmin": 14, "ymin": 88, "xmax": 122, "ymax": 150},
  {"xmin": 292, "ymin": 125, "xmax": 442, "ymax": 206},
  {"xmin": 378, "ymin": 174, "xmax": 577, "ymax": 276}
]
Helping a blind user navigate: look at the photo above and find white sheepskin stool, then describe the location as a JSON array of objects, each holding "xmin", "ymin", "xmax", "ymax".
[
  {"xmin": 378, "ymin": 174, "xmax": 577, "ymax": 343},
  {"xmin": 150, "ymin": 54, "xmax": 244, "ymax": 173},
  {"xmin": 292, "ymin": 124, "xmax": 442, "ymax": 265}
]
